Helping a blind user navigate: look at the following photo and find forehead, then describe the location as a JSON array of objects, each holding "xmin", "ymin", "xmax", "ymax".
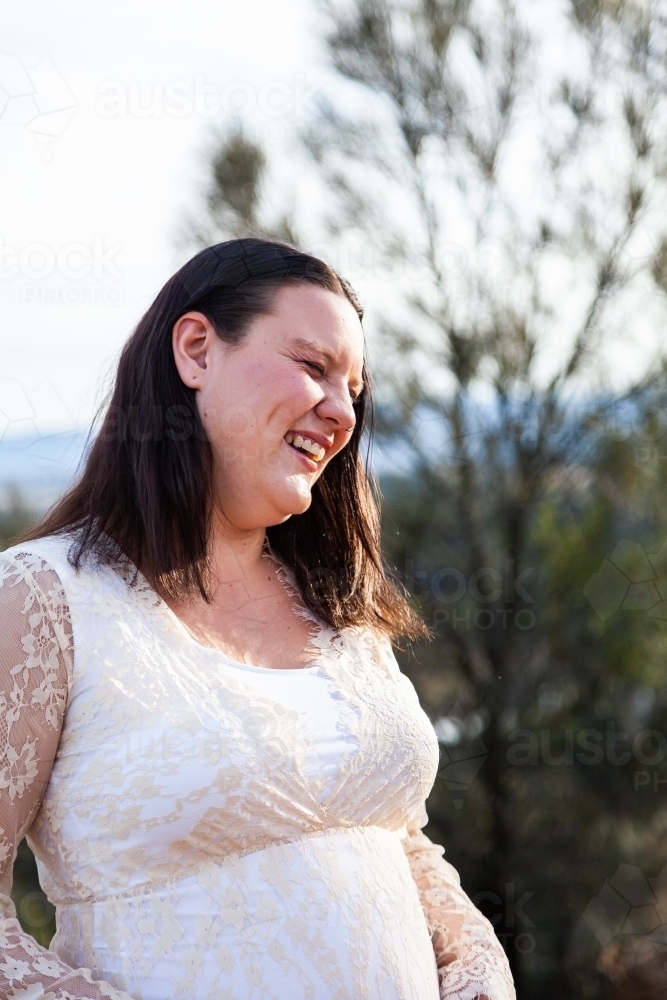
[{"xmin": 267, "ymin": 282, "xmax": 364, "ymax": 362}]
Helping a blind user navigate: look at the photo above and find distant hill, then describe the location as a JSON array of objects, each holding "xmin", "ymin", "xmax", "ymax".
[
  {"xmin": 0, "ymin": 425, "xmax": 407, "ymax": 516},
  {"xmin": 0, "ymin": 431, "xmax": 88, "ymax": 513}
]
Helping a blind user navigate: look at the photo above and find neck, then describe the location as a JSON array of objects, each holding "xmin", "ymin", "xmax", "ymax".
[{"xmin": 206, "ymin": 506, "xmax": 270, "ymax": 594}]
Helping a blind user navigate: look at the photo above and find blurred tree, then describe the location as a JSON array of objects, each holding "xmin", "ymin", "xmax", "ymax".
[
  {"xmin": 187, "ymin": 1, "xmax": 667, "ymax": 995},
  {"xmin": 0, "ymin": 487, "xmax": 37, "ymax": 550},
  {"xmin": 182, "ymin": 124, "xmax": 299, "ymax": 248}
]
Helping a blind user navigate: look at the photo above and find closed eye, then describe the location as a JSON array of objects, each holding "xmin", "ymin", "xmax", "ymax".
[
  {"xmin": 297, "ymin": 357, "xmax": 326, "ymax": 377},
  {"xmin": 299, "ymin": 356, "xmax": 363, "ymax": 403}
]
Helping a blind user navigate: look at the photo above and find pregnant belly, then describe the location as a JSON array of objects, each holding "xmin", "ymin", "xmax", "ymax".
[{"xmin": 52, "ymin": 826, "xmax": 439, "ymax": 1000}]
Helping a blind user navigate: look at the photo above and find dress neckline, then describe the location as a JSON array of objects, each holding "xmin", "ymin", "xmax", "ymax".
[{"xmin": 131, "ymin": 538, "xmax": 332, "ymax": 674}]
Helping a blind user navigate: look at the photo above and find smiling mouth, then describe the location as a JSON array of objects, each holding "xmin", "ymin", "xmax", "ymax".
[{"xmin": 284, "ymin": 432, "xmax": 326, "ymax": 463}]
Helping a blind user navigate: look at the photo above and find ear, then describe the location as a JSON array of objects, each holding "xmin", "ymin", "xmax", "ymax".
[{"xmin": 172, "ymin": 311, "xmax": 218, "ymax": 389}]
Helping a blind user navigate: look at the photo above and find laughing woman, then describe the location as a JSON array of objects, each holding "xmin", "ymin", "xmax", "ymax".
[{"xmin": 0, "ymin": 239, "xmax": 515, "ymax": 1000}]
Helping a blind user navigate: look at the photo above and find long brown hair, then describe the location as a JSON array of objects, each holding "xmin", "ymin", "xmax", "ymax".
[{"xmin": 23, "ymin": 238, "xmax": 426, "ymax": 640}]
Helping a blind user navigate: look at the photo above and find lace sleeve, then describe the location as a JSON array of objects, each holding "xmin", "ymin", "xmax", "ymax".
[
  {"xmin": 0, "ymin": 550, "xmax": 134, "ymax": 1000},
  {"xmin": 402, "ymin": 803, "xmax": 516, "ymax": 1000}
]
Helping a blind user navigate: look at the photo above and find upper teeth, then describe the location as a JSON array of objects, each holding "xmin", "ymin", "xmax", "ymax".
[{"xmin": 284, "ymin": 433, "xmax": 326, "ymax": 461}]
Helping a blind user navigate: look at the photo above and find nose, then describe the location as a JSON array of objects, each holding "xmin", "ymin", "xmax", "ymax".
[{"xmin": 315, "ymin": 380, "xmax": 357, "ymax": 433}]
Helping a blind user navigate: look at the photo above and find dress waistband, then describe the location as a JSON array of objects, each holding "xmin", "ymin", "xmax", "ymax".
[{"xmin": 56, "ymin": 823, "xmax": 402, "ymax": 907}]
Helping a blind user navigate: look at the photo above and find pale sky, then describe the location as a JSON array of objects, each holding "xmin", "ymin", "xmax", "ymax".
[
  {"xmin": 0, "ymin": 0, "xmax": 325, "ymax": 444},
  {"xmin": 1, "ymin": 0, "xmax": 665, "ymax": 505}
]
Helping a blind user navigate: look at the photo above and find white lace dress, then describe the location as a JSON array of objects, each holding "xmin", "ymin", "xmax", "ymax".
[{"xmin": 0, "ymin": 535, "xmax": 515, "ymax": 1000}]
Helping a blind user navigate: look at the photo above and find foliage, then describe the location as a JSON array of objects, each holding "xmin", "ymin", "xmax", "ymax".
[
  {"xmin": 0, "ymin": 488, "xmax": 37, "ymax": 551},
  {"xmin": 188, "ymin": 3, "xmax": 667, "ymax": 992}
]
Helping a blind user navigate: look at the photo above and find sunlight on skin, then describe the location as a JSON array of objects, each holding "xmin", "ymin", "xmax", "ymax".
[{"xmin": 166, "ymin": 283, "xmax": 365, "ymax": 667}]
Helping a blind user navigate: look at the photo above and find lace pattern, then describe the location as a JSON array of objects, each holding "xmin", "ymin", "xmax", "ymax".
[
  {"xmin": 0, "ymin": 539, "xmax": 514, "ymax": 1000},
  {"xmin": 0, "ymin": 551, "xmax": 131, "ymax": 998},
  {"xmin": 402, "ymin": 819, "xmax": 515, "ymax": 1000}
]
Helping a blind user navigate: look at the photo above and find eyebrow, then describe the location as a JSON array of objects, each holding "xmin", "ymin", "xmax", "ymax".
[{"xmin": 290, "ymin": 337, "xmax": 365, "ymax": 393}]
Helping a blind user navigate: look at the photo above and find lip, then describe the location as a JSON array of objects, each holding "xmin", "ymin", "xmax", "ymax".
[
  {"xmin": 284, "ymin": 438, "xmax": 318, "ymax": 470},
  {"xmin": 285, "ymin": 429, "xmax": 334, "ymax": 452}
]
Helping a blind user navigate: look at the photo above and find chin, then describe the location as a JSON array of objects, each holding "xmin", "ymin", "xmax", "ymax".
[{"xmin": 270, "ymin": 485, "xmax": 314, "ymax": 522}]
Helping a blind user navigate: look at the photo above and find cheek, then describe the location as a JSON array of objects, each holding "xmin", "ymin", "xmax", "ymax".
[
  {"xmin": 197, "ymin": 379, "xmax": 256, "ymax": 451},
  {"xmin": 260, "ymin": 366, "xmax": 322, "ymax": 428},
  {"xmin": 200, "ymin": 360, "xmax": 319, "ymax": 449}
]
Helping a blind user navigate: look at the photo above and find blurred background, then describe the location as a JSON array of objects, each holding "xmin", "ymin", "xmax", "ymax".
[{"xmin": 3, "ymin": 1, "xmax": 667, "ymax": 997}]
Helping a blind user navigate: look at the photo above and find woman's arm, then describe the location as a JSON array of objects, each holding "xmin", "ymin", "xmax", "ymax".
[
  {"xmin": 368, "ymin": 631, "xmax": 514, "ymax": 1000},
  {"xmin": 401, "ymin": 803, "xmax": 515, "ymax": 1000},
  {"xmin": 0, "ymin": 550, "xmax": 133, "ymax": 1000}
]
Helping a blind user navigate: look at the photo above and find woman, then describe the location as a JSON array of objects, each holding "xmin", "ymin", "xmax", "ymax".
[{"xmin": 0, "ymin": 239, "xmax": 514, "ymax": 1000}]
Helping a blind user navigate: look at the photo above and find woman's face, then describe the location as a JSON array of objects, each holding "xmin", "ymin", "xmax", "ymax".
[{"xmin": 172, "ymin": 282, "xmax": 365, "ymax": 531}]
